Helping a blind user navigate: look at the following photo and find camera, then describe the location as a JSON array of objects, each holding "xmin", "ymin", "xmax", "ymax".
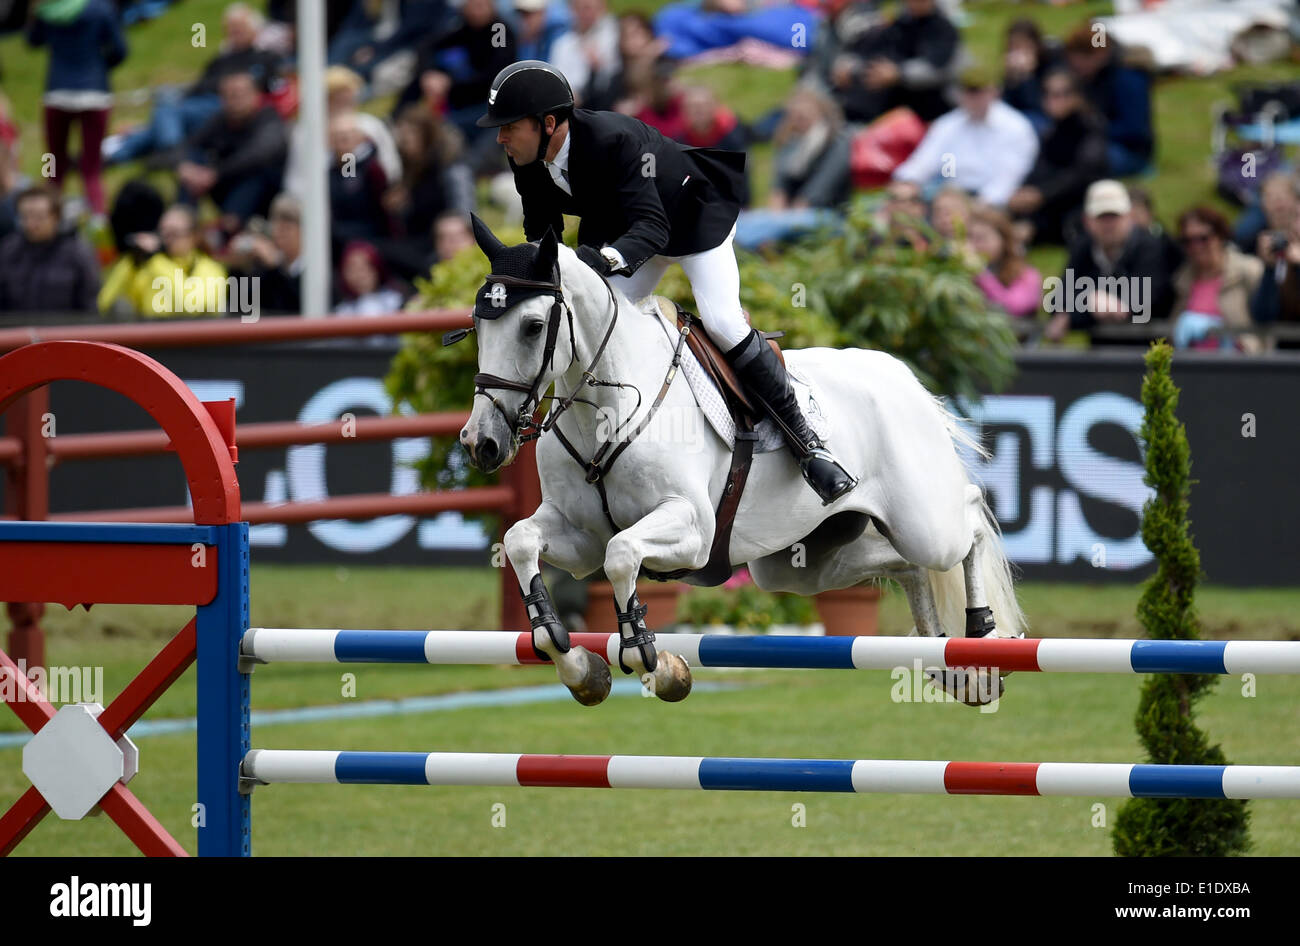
[{"xmin": 1267, "ymin": 232, "xmax": 1289, "ymax": 255}]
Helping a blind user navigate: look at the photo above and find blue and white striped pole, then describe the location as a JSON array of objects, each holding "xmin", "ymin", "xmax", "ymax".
[{"xmin": 240, "ymin": 628, "xmax": 1300, "ymax": 675}]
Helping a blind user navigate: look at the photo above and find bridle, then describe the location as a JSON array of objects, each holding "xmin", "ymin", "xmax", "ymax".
[
  {"xmin": 459, "ymin": 268, "xmax": 622, "ymax": 451},
  {"xmin": 451, "ymin": 261, "xmax": 691, "ymax": 532}
]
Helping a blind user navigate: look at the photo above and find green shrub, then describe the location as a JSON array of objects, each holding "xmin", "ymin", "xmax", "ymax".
[
  {"xmin": 1111, "ymin": 342, "xmax": 1251, "ymax": 856},
  {"xmin": 677, "ymin": 579, "xmax": 817, "ymax": 630}
]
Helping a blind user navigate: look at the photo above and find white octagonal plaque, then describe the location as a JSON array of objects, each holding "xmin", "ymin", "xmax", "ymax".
[{"xmin": 22, "ymin": 703, "xmax": 125, "ymax": 820}]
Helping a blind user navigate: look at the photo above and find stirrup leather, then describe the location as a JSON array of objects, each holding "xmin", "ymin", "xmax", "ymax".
[
  {"xmin": 522, "ymin": 574, "xmax": 570, "ymax": 660},
  {"xmin": 616, "ymin": 592, "xmax": 657, "ymax": 674}
]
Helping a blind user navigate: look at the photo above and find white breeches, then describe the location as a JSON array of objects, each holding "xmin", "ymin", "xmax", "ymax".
[{"xmin": 607, "ymin": 223, "xmax": 751, "ymax": 350}]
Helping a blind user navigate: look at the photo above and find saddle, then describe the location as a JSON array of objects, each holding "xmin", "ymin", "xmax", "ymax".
[
  {"xmin": 646, "ymin": 295, "xmax": 784, "ymax": 418},
  {"xmin": 643, "ymin": 296, "xmax": 783, "ymax": 587}
]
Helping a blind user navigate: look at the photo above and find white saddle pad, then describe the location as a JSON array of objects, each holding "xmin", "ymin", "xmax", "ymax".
[{"xmin": 642, "ymin": 297, "xmax": 831, "ymax": 454}]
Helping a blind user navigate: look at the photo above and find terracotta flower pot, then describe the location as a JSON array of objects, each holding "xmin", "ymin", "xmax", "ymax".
[
  {"xmin": 583, "ymin": 580, "xmax": 687, "ymax": 633},
  {"xmin": 813, "ymin": 584, "xmax": 882, "ymax": 636}
]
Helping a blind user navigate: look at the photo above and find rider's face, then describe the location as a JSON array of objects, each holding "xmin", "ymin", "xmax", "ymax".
[{"xmin": 497, "ymin": 117, "xmax": 543, "ymax": 164}]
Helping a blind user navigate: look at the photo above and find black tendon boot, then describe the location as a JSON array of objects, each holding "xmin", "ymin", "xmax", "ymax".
[{"xmin": 725, "ymin": 329, "xmax": 858, "ymax": 504}]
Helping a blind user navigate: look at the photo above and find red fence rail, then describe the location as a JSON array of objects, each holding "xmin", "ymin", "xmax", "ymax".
[{"xmin": 0, "ymin": 310, "xmax": 542, "ymax": 668}]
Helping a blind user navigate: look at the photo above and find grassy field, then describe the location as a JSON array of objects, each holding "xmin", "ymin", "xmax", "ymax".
[{"xmin": 2, "ymin": 565, "xmax": 1297, "ymax": 856}]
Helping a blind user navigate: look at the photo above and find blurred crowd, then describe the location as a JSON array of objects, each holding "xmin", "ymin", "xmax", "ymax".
[{"xmin": 0, "ymin": 0, "xmax": 1297, "ymax": 352}]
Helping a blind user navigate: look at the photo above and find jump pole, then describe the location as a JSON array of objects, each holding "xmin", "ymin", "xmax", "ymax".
[
  {"xmin": 240, "ymin": 628, "xmax": 1300, "ymax": 676},
  {"xmin": 240, "ymin": 751, "xmax": 1300, "ymax": 800}
]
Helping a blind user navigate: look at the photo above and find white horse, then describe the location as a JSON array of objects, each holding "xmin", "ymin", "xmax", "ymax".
[{"xmin": 458, "ymin": 219, "xmax": 1025, "ymax": 706}]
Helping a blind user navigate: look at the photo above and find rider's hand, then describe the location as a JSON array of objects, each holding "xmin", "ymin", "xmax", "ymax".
[{"xmin": 576, "ymin": 245, "xmax": 612, "ymax": 275}]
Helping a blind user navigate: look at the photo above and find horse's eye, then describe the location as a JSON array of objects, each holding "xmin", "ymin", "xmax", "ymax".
[{"xmin": 525, "ymin": 320, "xmax": 545, "ymax": 337}]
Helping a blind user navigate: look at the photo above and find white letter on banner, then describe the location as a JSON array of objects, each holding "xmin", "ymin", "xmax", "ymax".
[
  {"xmin": 1055, "ymin": 393, "xmax": 1152, "ymax": 569},
  {"xmin": 955, "ymin": 395, "xmax": 1055, "ymax": 564},
  {"xmin": 287, "ymin": 378, "xmax": 429, "ymax": 553}
]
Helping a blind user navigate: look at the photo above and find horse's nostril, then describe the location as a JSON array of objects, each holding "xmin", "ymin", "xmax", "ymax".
[{"xmin": 480, "ymin": 437, "xmax": 499, "ymax": 467}]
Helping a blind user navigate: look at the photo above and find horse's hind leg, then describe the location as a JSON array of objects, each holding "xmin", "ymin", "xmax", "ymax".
[
  {"xmin": 602, "ymin": 498, "xmax": 705, "ymax": 703},
  {"xmin": 503, "ymin": 500, "xmax": 612, "ymax": 706},
  {"xmin": 960, "ymin": 483, "xmax": 1022, "ymax": 640},
  {"xmin": 899, "ymin": 563, "xmax": 1003, "ymax": 707}
]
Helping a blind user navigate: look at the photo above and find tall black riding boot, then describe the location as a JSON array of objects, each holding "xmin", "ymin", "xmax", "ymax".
[{"xmin": 724, "ymin": 329, "xmax": 858, "ymax": 505}]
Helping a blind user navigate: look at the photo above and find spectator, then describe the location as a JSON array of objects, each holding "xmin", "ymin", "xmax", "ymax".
[
  {"xmin": 833, "ymin": 0, "xmax": 961, "ymax": 124},
  {"xmin": 584, "ymin": 10, "xmax": 666, "ymax": 112},
  {"xmin": 376, "ymin": 103, "xmax": 472, "ymax": 277},
  {"xmin": 104, "ymin": 3, "xmax": 281, "ymax": 166},
  {"xmin": 328, "ymin": 112, "xmax": 395, "ymax": 253},
  {"xmin": 632, "ymin": 59, "xmax": 688, "ymax": 141},
  {"xmin": 433, "ymin": 209, "xmax": 475, "ymax": 261},
  {"xmin": 1169, "ymin": 206, "xmax": 1264, "ymax": 353},
  {"xmin": 225, "ymin": 192, "xmax": 303, "ymax": 314},
  {"xmin": 514, "ymin": 0, "xmax": 568, "ymax": 63},
  {"xmin": 1063, "ymin": 25, "xmax": 1153, "ymax": 178},
  {"xmin": 769, "ymin": 86, "xmax": 851, "ymax": 211},
  {"xmin": 1006, "ymin": 68, "xmax": 1107, "ymax": 246},
  {"xmin": 178, "ymin": 71, "xmax": 289, "ymax": 232},
  {"xmin": 1001, "ymin": 18, "xmax": 1059, "ymax": 134},
  {"xmin": 97, "ymin": 204, "xmax": 227, "ymax": 318},
  {"xmin": 0, "ymin": 116, "xmax": 31, "ymax": 240},
  {"xmin": 333, "ymin": 240, "xmax": 410, "ymax": 316},
  {"xmin": 873, "ymin": 178, "xmax": 928, "ymax": 251},
  {"xmin": 892, "ymin": 65, "xmax": 1038, "ymax": 208},
  {"xmin": 1250, "ymin": 208, "xmax": 1300, "ymax": 348},
  {"xmin": 802, "ymin": 0, "xmax": 885, "ymax": 107},
  {"xmin": 1127, "ymin": 185, "xmax": 1182, "ymax": 276},
  {"xmin": 929, "ymin": 185, "xmax": 971, "ymax": 242},
  {"xmin": 282, "ymin": 66, "xmax": 401, "ymax": 199},
  {"xmin": 968, "ymin": 206, "xmax": 1043, "ymax": 320},
  {"xmin": 679, "ymin": 86, "xmax": 747, "ymax": 151},
  {"xmin": 106, "ymin": 177, "xmax": 165, "ymax": 256},
  {"xmin": 328, "ymin": 0, "xmax": 453, "ymax": 84},
  {"xmin": 395, "ymin": 0, "xmax": 515, "ymax": 169},
  {"xmin": 1232, "ymin": 171, "xmax": 1299, "ymax": 258},
  {"xmin": 550, "ymin": 0, "xmax": 621, "ymax": 105},
  {"xmin": 0, "ymin": 185, "xmax": 100, "ymax": 315},
  {"xmin": 1044, "ymin": 180, "xmax": 1174, "ymax": 343},
  {"xmin": 27, "ymin": 0, "xmax": 127, "ymax": 214}
]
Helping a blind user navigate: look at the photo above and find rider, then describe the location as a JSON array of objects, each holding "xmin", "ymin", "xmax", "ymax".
[{"xmin": 477, "ymin": 60, "xmax": 857, "ymax": 505}]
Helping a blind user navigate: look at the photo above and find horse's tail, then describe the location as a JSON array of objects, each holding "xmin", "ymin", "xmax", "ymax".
[{"xmin": 923, "ymin": 395, "xmax": 1027, "ymax": 640}]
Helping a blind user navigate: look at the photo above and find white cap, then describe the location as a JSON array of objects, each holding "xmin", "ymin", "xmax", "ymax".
[
  {"xmin": 514, "ymin": 0, "xmax": 547, "ymax": 10},
  {"xmin": 1085, "ymin": 179, "xmax": 1132, "ymax": 217}
]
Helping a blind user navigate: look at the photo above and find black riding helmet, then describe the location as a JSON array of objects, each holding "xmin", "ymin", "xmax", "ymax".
[{"xmin": 477, "ymin": 61, "xmax": 574, "ymax": 163}]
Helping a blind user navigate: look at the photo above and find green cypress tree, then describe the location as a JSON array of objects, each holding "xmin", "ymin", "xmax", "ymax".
[{"xmin": 1112, "ymin": 342, "xmax": 1250, "ymax": 856}]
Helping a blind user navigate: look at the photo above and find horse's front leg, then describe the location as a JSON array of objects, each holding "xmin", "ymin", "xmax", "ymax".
[
  {"xmin": 603, "ymin": 497, "xmax": 708, "ymax": 703},
  {"xmin": 503, "ymin": 500, "xmax": 612, "ymax": 706}
]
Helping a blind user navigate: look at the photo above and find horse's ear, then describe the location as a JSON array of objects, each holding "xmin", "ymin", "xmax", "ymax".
[
  {"xmin": 537, "ymin": 226, "xmax": 559, "ymax": 273},
  {"xmin": 470, "ymin": 213, "xmax": 505, "ymax": 261}
]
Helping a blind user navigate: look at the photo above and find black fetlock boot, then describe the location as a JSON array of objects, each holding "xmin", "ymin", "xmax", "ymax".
[
  {"xmin": 522, "ymin": 574, "xmax": 570, "ymax": 659},
  {"xmin": 724, "ymin": 330, "xmax": 858, "ymax": 505},
  {"xmin": 615, "ymin": 590, "xmax": 657, "ymax": 674}
]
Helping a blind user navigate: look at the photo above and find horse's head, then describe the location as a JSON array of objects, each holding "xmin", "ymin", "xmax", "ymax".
[{"xmin": 457, "ymin": 214, "xmax": 574, "ymax": 473}]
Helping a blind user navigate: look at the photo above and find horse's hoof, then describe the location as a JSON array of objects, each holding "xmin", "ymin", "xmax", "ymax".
[
  {"xmin": 650, "ymin": 651, "xmax": 693, "ymax": 703},
  {"xmin": 566, "ymin": 646, "xmax": 612, "ymax": 706},
  {"xmin": 928, "ymin": 668, "xmax": 1002, "ymax": 707}
]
